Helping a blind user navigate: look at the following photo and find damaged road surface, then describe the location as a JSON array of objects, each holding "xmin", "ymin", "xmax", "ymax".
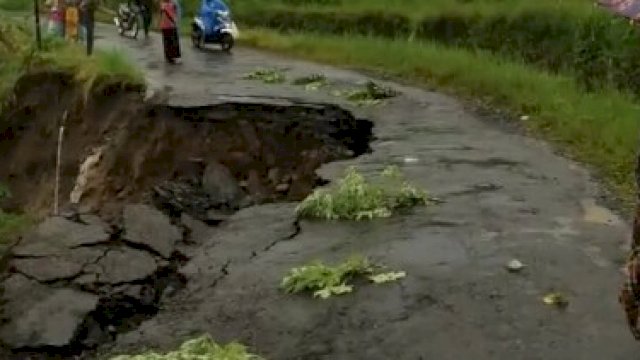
[
  {"xmin": 1, "ymin": 206, "xmax": 185, "ymax": 355},
  {"xmin": 0, "ymin": 24, "xmax": 638, "ymax": 359}
]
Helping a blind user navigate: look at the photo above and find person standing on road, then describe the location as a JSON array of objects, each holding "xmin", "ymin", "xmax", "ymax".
[
  {"xmin": 141, "ymin": 0, "xmax": 153, "ymax": 38},
  {"xmin": 130, "ymin": 0, "xmax": 152, "ymax": 38},
  {"xmin": 159, "ymin": 0, "xmax": 181, "ymax": 64},
  {"xmin": 79, "ymin": 0, "xmax": 96, "ymax": 55}
]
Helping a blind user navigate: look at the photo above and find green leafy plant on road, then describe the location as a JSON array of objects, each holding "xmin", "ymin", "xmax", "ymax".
[
  {"xmin": 332, "ymin": 81, "xmax": 399, "ymax": 106},
  {"xmin": 109, "ymin": 335, "xmax": 264, "ymax": 360},
  {"xmin": 280, "ymin": 256, "xmax": 406, "ymax": 299},
  {"xmin": 281, "ymin": 255, "xmax": 406, "ymax": 299},
  {"xmin": 242, "ymin": 68, "xmax": 287, "ymax": 84},
  {"xmin": 292, "ymin": 73, "xmax": 328, "ymax": 90},
  {"xmin": 296, "ymin": 166, "xmax": 429, "ymax": 220}
]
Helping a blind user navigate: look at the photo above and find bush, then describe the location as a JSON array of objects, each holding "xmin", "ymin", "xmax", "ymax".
[{"xmin": 296, "ymin": 166, "xmax": 429, "ymax": 220}]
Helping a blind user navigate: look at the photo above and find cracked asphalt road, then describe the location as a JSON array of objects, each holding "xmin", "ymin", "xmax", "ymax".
[{"xmin": 94, "ymin": 26, "xmax": 638, "ymax": 359}]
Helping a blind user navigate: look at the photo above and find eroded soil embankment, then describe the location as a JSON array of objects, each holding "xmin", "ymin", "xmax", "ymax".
[
  {"xmin": 0, "ymin": 72, "xmax": 374, "ymax": 358},
  {"xmin": 0, "ymin": 72, "xmax": 373, "ymax": 222}
]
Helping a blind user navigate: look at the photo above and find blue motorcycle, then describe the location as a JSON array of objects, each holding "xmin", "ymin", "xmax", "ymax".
[{"xmin": 191, "ymin": 0, "xmax": 238, "ymax": 52}]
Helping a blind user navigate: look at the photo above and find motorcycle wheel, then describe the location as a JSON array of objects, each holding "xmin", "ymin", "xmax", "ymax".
[{"xmin": 220, "ymin": 33, "xmax": 234, "ymax": 52}]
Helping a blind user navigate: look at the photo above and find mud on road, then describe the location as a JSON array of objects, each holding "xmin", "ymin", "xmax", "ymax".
[{"xmin": 0, "ymin": 26, "xmax": 638, "ymax": 359}]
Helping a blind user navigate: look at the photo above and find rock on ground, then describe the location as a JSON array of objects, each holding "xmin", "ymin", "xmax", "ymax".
[
  {"xmin": 12, "ymin": 216, "xmax": 110, "ymax": 257},
  {"xmin": 202, "ymin": 161, "xmax": 244, "ymax": 208},
  {"xmin": 0, "ymin": 205, "xmax": 183, "ymax": 352},
  {"xmin": 82, "ymin": 247, "xmax": 159, "ymax": 284},
  {"xmin": 0, "ymin": 274, "xmax": 99, "ymax": 348},
  {"xmin": 122, "ymin": 204, "xmax": 182, "ymax": 258}
]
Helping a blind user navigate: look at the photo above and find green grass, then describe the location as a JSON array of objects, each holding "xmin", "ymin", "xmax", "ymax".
[
  {"xmin": 0, "ymin": 211, "xmax": 30, "ymax": 245},
  {"xmin": 0, "ymin": 186, "xmax": 29, "ymax": 246},
  {"xmin": 0, "ymin": 0, "xmax": 31, "ymax": 12},
  {"xmin": 0, "ymin": 16, "xmax": 144, "ymax": 110},
  {"xmin": 229, "ymin": 0, "xmax": 600, "ymax": 20},
  {"xmin": 109, "ymin": 335, "xmax": 264, "ymax": 360},
  {"xmin": 296, "ymin": 166, "xmax": 429, "ymax": 220},
  {"xmin": 241, "ymin": 29, "xmax": 640, "ymax": 207}
]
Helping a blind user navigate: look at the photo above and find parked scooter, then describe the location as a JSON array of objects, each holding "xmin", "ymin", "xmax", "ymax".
[
  {"xmin": 191, "ymin": 0, "xmax": 239, "ymax": 52},
  {"xmin": 114, "ymin": 2, "xmax": 144, "ymax": 38}
]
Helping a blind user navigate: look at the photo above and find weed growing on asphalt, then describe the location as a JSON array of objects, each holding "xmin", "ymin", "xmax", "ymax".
[
  {"xmin": 332, "ymin": 81, "xmax": 399, "ymax": 106},
  {"xmin": 292, "ymin": 73, "xmax": 328, "ymax": 90},
  {"xmin": 242, "ymin": 68, "xmax": 286, "ymax": 84},
  {"xmin": 281, "ymin": 255, "xmax": 405, "ymax": 299},
  {"xmin": 296, "ymin": 166, "xmax": 428, "ymax": 220},
  {"xmin": 109, "ymin": 335, "xmax": 264, "ymax": 360}
]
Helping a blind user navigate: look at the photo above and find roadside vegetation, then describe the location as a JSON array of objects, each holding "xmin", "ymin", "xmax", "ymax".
[
  {"xmin": 0, "ymin": 0, "xmax": 30, "ymax": 12},
  {"xmin": 296, "ymin": 166, "xmax": 429, "ymax": 221},
  {"xmin": 0, "ymin": 16, "xmax": 144, "ymax": 110},
  {"xmin": 109, "ymin": 335, "xmax": 264, "ymax": 360},
  {"xmin": 281, "ymin": 255, "xmax": 406, "ymax": 299}
]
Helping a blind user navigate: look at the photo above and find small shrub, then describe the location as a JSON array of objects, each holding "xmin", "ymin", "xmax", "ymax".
[
  {"xmin": 109, "ymin": 335, "xmax": 263, "ymax": 360},
  {"xmin": 281, "ymin": 255, "xmax": 405, "ymax": 299},
  {"xmin": 296, "ymin": 166, "xmax": 428, "ymax": 220},
  {"xmin": 242, "ymin": 68, "xmax": 286, "ymax": 83}
]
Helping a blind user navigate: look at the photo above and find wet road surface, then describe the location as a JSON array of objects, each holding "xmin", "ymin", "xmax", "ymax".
[{"xmin": 94, "ymin": 25, "xmax": 638, "ymax": 359}]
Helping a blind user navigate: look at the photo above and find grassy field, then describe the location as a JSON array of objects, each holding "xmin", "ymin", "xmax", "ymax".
[
  {"xmin": 239, "ymin": 29, "xmax": 640, "ymax": 209},
  {"xmin": 228, "ymin": 0, "xmax": 599, "ymax": 19}
]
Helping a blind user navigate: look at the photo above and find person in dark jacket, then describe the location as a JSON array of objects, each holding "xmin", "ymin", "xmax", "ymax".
[{"xmin": 79, "ymin": 0, "xmax": 96, "ymax": 55}]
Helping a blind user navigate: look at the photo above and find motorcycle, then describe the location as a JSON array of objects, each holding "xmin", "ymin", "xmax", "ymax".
[
  {"xmin": 113, "ymin": 2, "xmax": 144, "ymax": 38},
  {"xmin": 191, "ymin": 0, "xmax": 239, "ymax": 52}
]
